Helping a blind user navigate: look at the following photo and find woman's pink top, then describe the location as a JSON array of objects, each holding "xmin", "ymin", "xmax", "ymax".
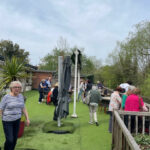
[{"xmin": 124, "ymin": 94, "xmax": 144, "ymax": 112}]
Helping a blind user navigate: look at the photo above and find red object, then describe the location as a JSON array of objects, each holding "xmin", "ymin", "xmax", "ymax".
[
  {"xmin": 18, "ymin": 121, "xmax": 25, "ymax": 138},
  {"xmin": 47, "ymin": 91, "xmax": 52, "ymax": 104},
  {"xmin": 124, "ymin": 94, "xmax": 144, "ymax": 112},
  {"xmin": 145, "ymin": 128, "xmax": 149, "ymax": 133}
]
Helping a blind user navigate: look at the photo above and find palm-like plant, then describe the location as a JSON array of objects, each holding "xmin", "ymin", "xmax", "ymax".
[{"xmin": 0, "ymin": 56, "xmax": 28, "ymax": 91}]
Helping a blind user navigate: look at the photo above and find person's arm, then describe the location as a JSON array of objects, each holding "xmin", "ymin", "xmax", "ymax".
[
  {"xmin": 98, "ymin": 92, "xmax": 102, "ymax": 101},
  {"xmin": 117, "ymin": 96, "xmax": 122, "ymax": 104},
  {"xmin": 40, "ymin": 83, "xmax": 46, "ymax": 88},
  {"xmin": 116, "ymin": 95, "xmax": 122, "ymax": 110},
  {"xmin": 140, "ymin": 98, "xmax": 148, "ymax": 112},
  {"xmin": 142, "ymin": 103, "xmax": 148, "ymax": 112},
  {"xmin": 22, "ymin": 107, "xmax": 30, "ymax": 126},
  {"xmin": 0, "ymin": 96, "xmax": 7, "ymax": 117}
]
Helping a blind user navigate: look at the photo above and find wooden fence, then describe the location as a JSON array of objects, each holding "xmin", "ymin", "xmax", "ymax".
[
  {"xmin": 100, "ymin": 86, "xmax": 150, "ymax": 149},
  {"xmin": 112, "ymin": 107, "xmax": 150, "ymax": 150},
  {"xmin": 112, "ymin": 110, "xmax": 141, "ymax": 150}
]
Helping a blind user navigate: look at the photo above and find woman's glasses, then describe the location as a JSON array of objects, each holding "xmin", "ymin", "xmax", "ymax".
[{"xmin": 13, "ymin": 86, "xmax": 21, "ymax": 89}]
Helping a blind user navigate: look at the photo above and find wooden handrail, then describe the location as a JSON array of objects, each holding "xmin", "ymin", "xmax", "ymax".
[
  {"xmin": 118, "ymin": 110, "xmax": 150, "ymax": 135},
  {"xmin": 113, "ymin": 110, "xmax": 141, "ymax": 150},
  {"xmin": 118, "ymin": 110, "xmax": 150, "ymax": 116}
]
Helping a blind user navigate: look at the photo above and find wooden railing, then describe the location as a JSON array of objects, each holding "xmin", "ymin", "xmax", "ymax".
[
  {"xmin": 112, "ymin": 108, "xmax": 150, "ymax": 150},
  {"xmin": 112, "ymin": 110, "xmax": 141, "ymax": 150},
  {"xmin": 119, "ymin": 110, "xmax": 150, "ymax": 135},
  {"xmin": 101, "ymin": 86, "xmax": 113, "ymax": 96},
  {"xmin": 100, "ymin": 86, "xmax": 150, "ymax": 149}
]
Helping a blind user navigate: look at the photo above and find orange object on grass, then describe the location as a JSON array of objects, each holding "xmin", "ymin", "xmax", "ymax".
[{"xmin": 47, "ymin": 91, "xmax": 52, "ymax": 104}]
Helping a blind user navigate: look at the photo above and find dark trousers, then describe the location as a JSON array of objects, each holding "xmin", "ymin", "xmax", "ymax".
[
  {"xmin": 39, "ymin": 92, "xmax": 44, "ymax": 102},
  {"xmin": 124, "ymin": 115, "xmax": 135, "ymax": 133},
  {"xmin": 2, "ymin": 119, "xmax": 20, "ymax": 150},
  {"xmin": 109, "ymin": 112, "xmax": 113, "ymax": 133},
  {"xmin": 53, "ymin": 107, "xmax": 58, "ymax": 121}
]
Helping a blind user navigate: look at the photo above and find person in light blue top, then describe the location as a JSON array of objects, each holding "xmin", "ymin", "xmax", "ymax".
[{"xmin": 0, "ymin": 81, "xmax": 30, "ymax": 150}]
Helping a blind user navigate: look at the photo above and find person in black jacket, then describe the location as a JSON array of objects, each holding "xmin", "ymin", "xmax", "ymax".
[
  {"xmin": 51, "ymin": 83, "xmax": 58, "ymax": 106},
  {"xmin": 51, "ymin": 83, "xmax": 59, "ymax": 121},
  {"xmin": 85, "ymin": 80, "xmax": 92, "ymax": 97},
  {"xmin": 38, "ymin": 79, "xmax": 47, "ymax": 104}
]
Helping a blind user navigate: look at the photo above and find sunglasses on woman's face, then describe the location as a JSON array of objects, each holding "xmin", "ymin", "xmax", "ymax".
[{"xmin": 13, "ymin": 86, "xmax": 21, "ymax": 89}]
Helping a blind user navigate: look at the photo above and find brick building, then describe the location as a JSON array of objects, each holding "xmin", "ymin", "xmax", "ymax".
[{"xmin": 32, "ymin": 70, "xmax": 57, "ymax": 90}]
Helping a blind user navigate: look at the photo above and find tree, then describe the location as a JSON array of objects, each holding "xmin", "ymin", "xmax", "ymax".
[
  {"xmin": 0, "ymin": 40, "xmax": 29, "ymax": 63},
  {"xmin": 102, "ymin": 21, "xmax": 150, "ymax": 97},
  {"xmin": 56, "ymin": 36, "xmax": 69, "ymax": 52},
  {"xmin": 0, "ymin": 56, "xmax": 28, "ymax": 91},
  {"xmin": 80, "ymin": 55, "xmax": 96, "ymax": 75},
  {"xmin": 38, "ymin": 47, "xmax": 71, "ymax": 70},
  {"xmin": 39, "ymin": 37, "xmax": 71, "ymax": 70},
  {"xmin": 140, "ymin": 74, "xmax": 150, "ymax": 97}
]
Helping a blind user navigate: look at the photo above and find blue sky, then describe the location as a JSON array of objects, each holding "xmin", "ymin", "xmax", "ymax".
[{"xmin": 0, "ymin": 0, "xmax": 150, "ymax": 65}]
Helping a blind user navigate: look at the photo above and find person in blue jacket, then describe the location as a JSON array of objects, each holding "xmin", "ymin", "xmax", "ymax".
[{"xmin": 38, "ymin": 79, "xmax": 47, "ymax": 103}]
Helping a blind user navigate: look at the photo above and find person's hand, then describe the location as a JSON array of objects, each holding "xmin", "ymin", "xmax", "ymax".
[
  {"xmin": 26, "ymin": 119, "xmax": 30, "ymax": 126},
  {"xmin": 143, "ymin": 104, "xmax": 148, "ymax": 112},
  {"xmin": 120, "ymin": 107, "xmax": 124, "ymax": 111}
]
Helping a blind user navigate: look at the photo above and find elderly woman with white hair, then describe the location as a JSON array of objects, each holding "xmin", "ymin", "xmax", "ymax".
[
  {"xmin": 0, "ymin": 81, "xmax": 30, "ymax": 150},
  {"xmin": 121, "ymin": 85, "xmax": 136, "ymax": 110},
  {"xmin": 88, "ymin": 85, "xmax": 102, "ymax": 126}
]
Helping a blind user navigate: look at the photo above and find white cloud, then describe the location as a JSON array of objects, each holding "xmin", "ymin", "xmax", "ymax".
[{"xmin": 0, "ymin": 0, "xmax": 150, "ymax": 65}]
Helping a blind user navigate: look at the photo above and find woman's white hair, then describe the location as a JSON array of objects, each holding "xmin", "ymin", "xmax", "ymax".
[
  {"xmin": 9, "ymin": 81, "xmax": 22, "ymax": 89},
  {"xmin": 92, "ymin": 85, "xmax": 97, "ymax": 90},
  {"xmin": 128, "ymin": 85, "xmax": 136, "ymax": 91}
]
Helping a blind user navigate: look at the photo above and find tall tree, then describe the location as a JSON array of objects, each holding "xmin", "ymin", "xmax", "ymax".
[
  {"xmin": 104, "ymin": 21, "xmax": 150, "ymax": 91},
  {"xmin": 39, "ymin": 47, "xmax": 71, "ymax": 70},
  {"xmin": 0, "ymin": 40, "xmax": 29, "ymax": 63}
]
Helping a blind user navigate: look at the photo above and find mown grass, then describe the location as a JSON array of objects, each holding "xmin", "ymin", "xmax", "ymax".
[{"xmin": 0, "ymin": 90, "xmax": 111, "ymax": 150}]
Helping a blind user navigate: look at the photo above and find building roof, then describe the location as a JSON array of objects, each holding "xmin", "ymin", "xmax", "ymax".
[
  {"xmin": 32, "ymin": 70, "xmax": 56, "ymax": 73},
  {"xmin": 25, "ymin": 64, "xmax": 38, "ymax": 70}
]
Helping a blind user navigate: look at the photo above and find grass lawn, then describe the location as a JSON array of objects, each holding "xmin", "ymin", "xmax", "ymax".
[{"xmin": 0, "ymin": 90, "xmax": 111, "ymax": 150}]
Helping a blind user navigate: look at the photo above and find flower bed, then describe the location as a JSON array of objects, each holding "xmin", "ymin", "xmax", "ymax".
[{"xmin": 134, "ymin": 134, "xmax": 150, "ymax": 150}]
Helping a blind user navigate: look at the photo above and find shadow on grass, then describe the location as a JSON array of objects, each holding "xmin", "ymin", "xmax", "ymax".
[
  {"xmin": 23, "ymin": 120, "xmax": 44, "ymax": 137},
  {"xmin": 43, "ymin": 121, "xmax": 76, "ymax": 134},
  {"xmin": 16, "ymin": 148, "xmax": 38, "ymax": 150},
  {"xmin": 100, "ymin": 118, "xmax": 110, "ymax": 124}
]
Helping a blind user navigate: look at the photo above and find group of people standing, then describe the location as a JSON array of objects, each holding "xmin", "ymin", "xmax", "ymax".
[
  {"xmin": 77, "ymin": 80, "xmax": 101, "ymax": 102},
  {"xmin": 108, "ymin": 81, "xmax": 148, "ymax": 133},
  {"xmin": 38, "ymin": 77, "xmax": 52, "ymax": 104},
  {"xmin": 1, "ymin": 78, "xmax": 149, "ymax": 150},
  {"xmin": 38, "ymin": 77, "xmax": 60, "ymax": 108}
]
